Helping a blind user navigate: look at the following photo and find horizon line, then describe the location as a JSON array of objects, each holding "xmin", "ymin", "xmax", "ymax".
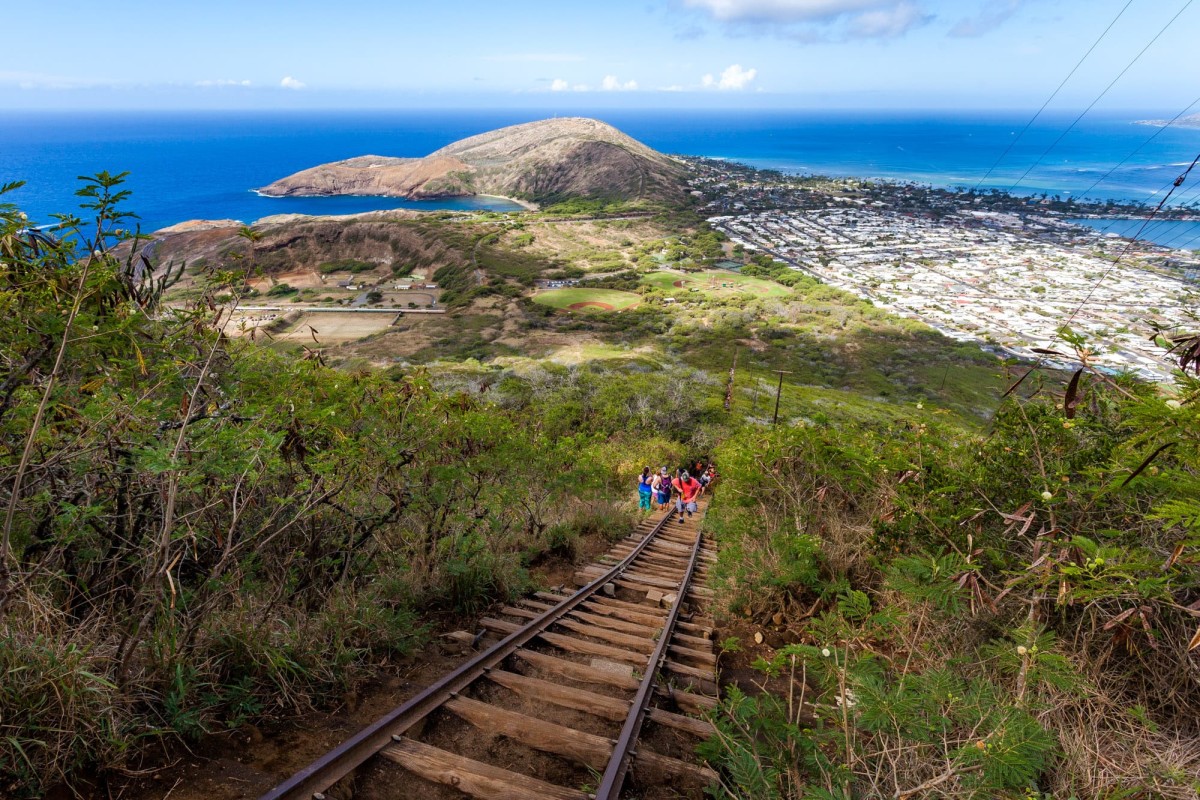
[{"xmin": 2, "ymin": 105, "xmax": 1183, "ymax": 114}]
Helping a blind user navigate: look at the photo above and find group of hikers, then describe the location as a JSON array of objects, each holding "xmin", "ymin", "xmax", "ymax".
[{"xmin": 637, "ymin": 460, "xmax": 716, "ymax": 524}]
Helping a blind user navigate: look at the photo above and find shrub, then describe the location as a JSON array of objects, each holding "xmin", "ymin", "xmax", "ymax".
[{"xmin": 318, "ymin": 258, "xmax": 375, "ymax": 274}]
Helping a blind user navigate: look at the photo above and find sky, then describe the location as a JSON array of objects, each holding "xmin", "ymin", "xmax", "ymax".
[{"xmin": 2, "ymin": 0, "xmax": 1197, "ymax": 111}]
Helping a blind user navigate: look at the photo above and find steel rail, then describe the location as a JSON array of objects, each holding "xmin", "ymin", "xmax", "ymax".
[
  {"xmin": 258, "ymin": 508, "xmax": 676, "ymax": 800},
  {"xmin": 595, "ymin": 527, "xmax": 705, "ymax": 799}
]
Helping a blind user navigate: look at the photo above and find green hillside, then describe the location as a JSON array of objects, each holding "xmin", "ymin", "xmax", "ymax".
[{"xmin": 4, "ymin": 174, "xmax": 1199, "ymax": 800}]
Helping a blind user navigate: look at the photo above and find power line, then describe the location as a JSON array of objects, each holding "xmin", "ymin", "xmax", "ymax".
[
  {"xmin": 971, "ymin": 0, "xmax": 1135, "ymax": 193},
  {"xmin": 1026, "ymin": 90, "xmax": 1200, "ymax": 256},
  {"xmin": 1002, "ymin": 155, "xmax": 1200, "ymax": 397},
  {"xmin": 1082, "ymin": 184, "xmax": 1198, "ymax": 244},
  {"xmin": 1060, "ymin": 153, "xmax": 1200, "ymax": 332},
  {"xmin": 1072, "ymin": 93, "xmax": 1200, "ymax": 204},
  {"xmin": 1147, "ymin": 209, "xmax": 1200, "ymax": 250},
  {"xmin": 1135, "ymin": 197, "xmax": 1200, "ymax": 244},
  {"xmin": 1006, "ymin": 0, "xmax": 1195, "ymax": 195}
]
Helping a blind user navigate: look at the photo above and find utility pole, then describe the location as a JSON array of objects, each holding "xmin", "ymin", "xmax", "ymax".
[{"xmin": 771, "ymin": 369, "xmax": 792, "ymax": 425}]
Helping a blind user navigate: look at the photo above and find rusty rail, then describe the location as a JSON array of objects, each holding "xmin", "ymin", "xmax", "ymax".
[
  {"xmin": 259, "ymin": 508, "xmax": 689, "ymax": 800},
  {"xmin": 595, "ymin": 526, "xmax": 705, "ymax": 799}
]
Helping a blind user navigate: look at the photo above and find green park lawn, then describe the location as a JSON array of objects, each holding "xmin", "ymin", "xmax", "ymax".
[
  {"xmin": 533, "ymin": 287, "xmax": 642, "ymax": 311},
  {"xmin": 641, "ymin": 269, "xmax": 791, "ymax": 299}
]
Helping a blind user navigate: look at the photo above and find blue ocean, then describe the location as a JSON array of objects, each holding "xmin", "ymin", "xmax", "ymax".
[{"xmin": 2, "ymin": 109, "xmax": 1198, "ymax": 248}]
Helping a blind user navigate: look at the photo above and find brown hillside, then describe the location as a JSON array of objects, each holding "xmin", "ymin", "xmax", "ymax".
[
  {"xmin": 259, "ymin": 118, "xmax": 689, "ymax": 206},
  {"xmin": 149, "ymin": 211, "xmax": 469, "ymax": 279}
]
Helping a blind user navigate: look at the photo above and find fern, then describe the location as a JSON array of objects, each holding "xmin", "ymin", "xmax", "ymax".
[
  {"xmin": 980, "ymin": 626, "xmax": 1082, "ymax": 697},
  {"xmin": 700, "ymin": 686, "xmax": 811, "ymax": 800},
  {"xmin": 1150, "ymin": 498, "xmax": 1200, "ymax": 537},
  {"xmin": 956, "ymin": 708, "xmax": 1057, "ymax": 790},
  {"xmin": 836, "ymin": 589, "xmax": 872, "ymax": 621},
  {"xmin": 885, "ymin": 551, "xmax": 970, "ymax": 614}
]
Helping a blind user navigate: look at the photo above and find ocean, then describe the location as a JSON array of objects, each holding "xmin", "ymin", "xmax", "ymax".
[{"xmin": 2, "ymin": 109, "xmax": 1198, "ymax": 247}]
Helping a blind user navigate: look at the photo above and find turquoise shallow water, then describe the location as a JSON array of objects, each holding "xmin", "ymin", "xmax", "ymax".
[
  {"xmin": 1069, "ymin": 218, "xmax": 1200, "ymax": 251},
  {"xmin": 2, "ymin": 109, "xmax": 1198, "ymax": 235}
]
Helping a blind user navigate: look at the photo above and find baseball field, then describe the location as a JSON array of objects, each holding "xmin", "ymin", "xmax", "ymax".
[{"xmin": 533, "ymin": 287, "xmax": 642, "ymax": 311}]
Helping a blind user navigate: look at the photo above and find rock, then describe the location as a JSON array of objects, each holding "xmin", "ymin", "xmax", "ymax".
[
  {"xmin": 590, "ymin": 658, "xmax": 634, "ymax": 678},
  {"xmin": 602, "ymin": 582, "xmax": 616, "ymax": 597},
  {"xmin": 152, "ymin": 218, "xmax": 243, "ymax": 235},
  {"xmin": 754, "ymin": 631, "xmax": 764, "ymax": 645},
  {"xmin": 645, "ymin": 589, "xmax": 664, "ymax": 605},
  {"xmin": 661, "ymin": 592, "xmax": 678, "ymax": 608},
  {"xmin": 772, "ymin": 612, "xmax": 785, "ymax": 626}
]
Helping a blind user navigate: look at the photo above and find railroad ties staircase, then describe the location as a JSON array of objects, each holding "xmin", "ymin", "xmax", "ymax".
[{"xmin": 260, "ymin": 504, "xmax": 721, "ymax": 800}]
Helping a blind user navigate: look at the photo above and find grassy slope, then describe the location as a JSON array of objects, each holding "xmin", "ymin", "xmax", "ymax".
[
  {"xmin": 232, "ymin": 211, "xmax": 1007, "ymax": 424},
  {"xmin": 641, "ymin": 269, "xmax": 792, "ymax": 299}
]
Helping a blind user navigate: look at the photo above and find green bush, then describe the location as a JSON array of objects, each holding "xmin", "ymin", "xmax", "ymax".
[
  {"xmin": 318, "ymin": 258, "xmax": 375, "ymax": 274},
  {"xmin": 0, "ymin": 176, "xmax": 705, "ymax": 794}
]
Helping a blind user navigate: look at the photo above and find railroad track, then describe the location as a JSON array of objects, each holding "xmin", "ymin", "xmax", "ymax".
[{"xmin": 260, "ymin": 504, "xmax": 720, "ymax": 800}]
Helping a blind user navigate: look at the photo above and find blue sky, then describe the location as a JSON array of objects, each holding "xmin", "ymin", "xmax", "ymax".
[{"xmin": 2, "ymin": 0, "xmax": 1197, "ymax": 110}]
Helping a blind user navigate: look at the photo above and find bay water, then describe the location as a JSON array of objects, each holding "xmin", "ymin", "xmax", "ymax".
[{"xmin": 2, "ymin": 109, "xmax": 1198, "ymax": 246}]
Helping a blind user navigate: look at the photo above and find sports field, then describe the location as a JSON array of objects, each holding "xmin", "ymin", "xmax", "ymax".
[
  {"xmin": 533, "ymin": 288, "xmax": 642, "ymax": 311},
  {"xmin": 269, "ymin": 312, "xmax": 396, "ymax": 344},
  {"xmin": 642, "ymin": 269, "xmax": 790, "ymax": 299}
]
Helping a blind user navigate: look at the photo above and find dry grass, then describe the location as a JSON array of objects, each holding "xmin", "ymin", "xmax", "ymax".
[{"xmin": 1044, "ymin": 695, "xmax": 1200, "ymax": 799}]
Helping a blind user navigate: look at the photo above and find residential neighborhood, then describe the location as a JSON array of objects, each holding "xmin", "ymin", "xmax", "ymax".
[{"xmin": 709, "ymin": 204, "xmax": 1200, "ymax": 381}]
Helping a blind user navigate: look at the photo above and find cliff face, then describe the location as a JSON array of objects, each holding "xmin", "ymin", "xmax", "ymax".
[
  {"xmin": 259, "ymin": 118, "xmax": 689, "ymax": 206},
  {"xmin": 259, "ymin": 155, "xmax": 475, "ymax": 199}
]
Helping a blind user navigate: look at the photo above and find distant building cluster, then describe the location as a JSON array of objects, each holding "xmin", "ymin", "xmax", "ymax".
[{"xmin": 712, "ymin": 206, "xmax": 1200, "ymax": 381}]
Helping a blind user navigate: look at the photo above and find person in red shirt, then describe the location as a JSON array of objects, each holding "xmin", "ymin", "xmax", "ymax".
[{"xmin": 672, "ymin": 469, "xmax": 702, "ymax": 524}]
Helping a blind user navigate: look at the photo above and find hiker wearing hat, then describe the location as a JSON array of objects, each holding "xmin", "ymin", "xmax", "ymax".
[{"xmin": 672, "ymin": 468, "xmax": 702, "ymax": 524}]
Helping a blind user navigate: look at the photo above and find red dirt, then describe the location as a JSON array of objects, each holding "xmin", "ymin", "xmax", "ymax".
[
  {"xmin": 567, "ymin": 301, "xmax": 617, "ymax": 310},
  {"xmin": 672, "ymin": 280, "xmax": 688, "ymax": 288}
]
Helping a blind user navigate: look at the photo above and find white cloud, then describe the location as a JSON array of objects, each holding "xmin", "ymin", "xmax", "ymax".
[
  {"xmin": 659, "ymin": 84, "xmax": 687, "ymax": 92},
  {"xmin": 948, "ymin": 0, "xmax": 1022, "ymax": 38},
  {"xmin": 485, "ymin": 53, "xmax": 585, "ymax": 62},
  {"xmin": 682, "ymin": 0, "xmax": 930, "ymax": 39},
  {"xmin": 280, "ymin": 76, "xmax": 306, "ymax": 90},
  {"xmin": 683, "ymin": 0, "xmax": 897, "ymax": 23},
  {"xmin": 546, "ymin": 76, "xmax": 638, "ymax": 93},
  {"xmin": 702, "ymin": 64, "xmax": 758, "ymax": 90},
  {"xmin": 195, "ymin": 79, "xmax": 251, "ymax": 87},
  {"xmin": 847, "ymin": 1, "xmax": 924, "ymax": 37},
  {"xmin": 600, "ymin": 75, "xmax": 639, "ymax": 91}
]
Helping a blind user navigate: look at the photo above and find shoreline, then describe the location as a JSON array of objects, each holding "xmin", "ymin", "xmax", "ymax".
[
  {"xmin": 248, "ymin": 187, "xmax": 535, "ymax": 211},
  {"xmin": 148, "ymin": 191, "xmax": 537, "ymax": 233}
]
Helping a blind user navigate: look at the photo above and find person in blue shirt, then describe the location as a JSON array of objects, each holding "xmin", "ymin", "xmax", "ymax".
[{"xmin": 637, "ymin": 466, "xmax": 654, "ymax": 512}]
